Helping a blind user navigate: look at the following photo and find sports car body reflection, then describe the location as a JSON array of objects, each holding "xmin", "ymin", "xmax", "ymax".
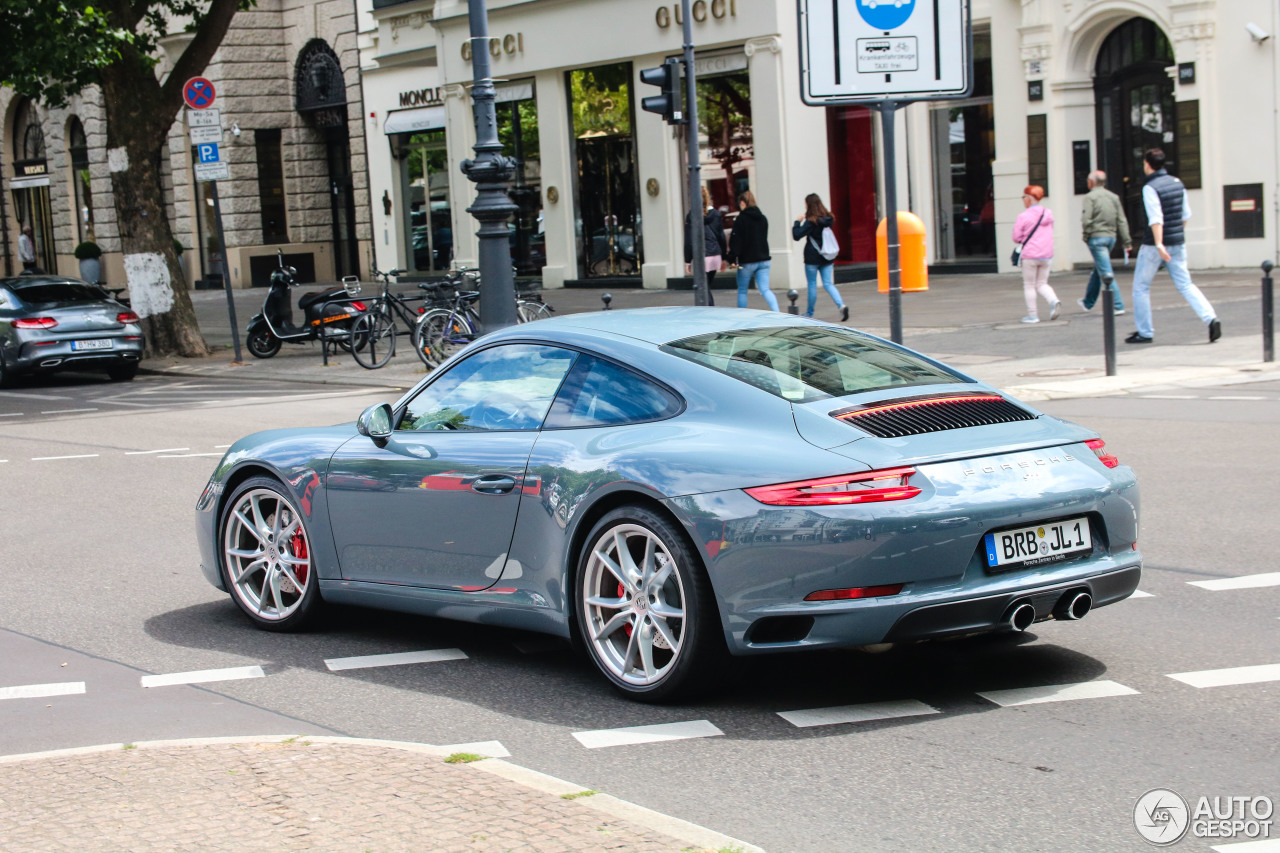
[{"xmin": 195, "ymin": 308, "xmax": 1141, "ymax": 701}]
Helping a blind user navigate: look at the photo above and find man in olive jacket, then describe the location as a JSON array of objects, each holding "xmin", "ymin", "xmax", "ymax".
[{"xmin": 1077, "ymin": 170, "xmax": 1132, "ymax": 313}]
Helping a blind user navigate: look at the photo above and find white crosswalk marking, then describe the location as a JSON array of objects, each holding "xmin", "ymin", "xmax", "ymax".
[
  {"xmin": 1129, "ymin": 590, "xmax": 1155, "ymax": 598},
  {"xmin": 978, "ymin": 680, "xmax": 1140, "ymax": 707},
  {"xmin": 573, "ymin": 720, "xmax": 724, "ymax": 749},
  {"xmin": 157, "ymin": 452, "xmax": 224, "ymax": 458},
  {"xmin": 31, "ymin": 454, "xmax": 99, "ymax": 461},
  {"xmin": 0, "ymin": 681, "xmax": 86, "ymax": 700},
  {"xmin": 439, "ymin": 741, "xmax": 511, "ymax": 758},
  {"xmin": 1189, "ymin": 572, "xmax": 1280, "ymax": 591},
  {"xmin": 40, "ymin": 408, "xmax": 98, "ymax": 414},
  {"xmin": 140, "ymin": 665, "xmax": 265, "ymax": 688},
  {"xmin": 1167, "ymin": 664, "xmax": 1280, "ymax": 689},
  {"xmin": 124, "ymin": 447, "xmax": 190, "ymax": 455},
  {"xmin": 1208, "ymin": 396, "xmax": 1266, "ymax": 401},
  {"xmin": 778, "ymin": 700, "xmax": 940, "ymax": 728},
  {"xmin": 323, "ymin": 649, "xmax": 468, "ymax": 672}
]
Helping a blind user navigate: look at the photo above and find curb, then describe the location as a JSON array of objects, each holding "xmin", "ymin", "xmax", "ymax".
[{"xmin": 0, "ymin": 734, "xmax": 764, "ymax": 853}]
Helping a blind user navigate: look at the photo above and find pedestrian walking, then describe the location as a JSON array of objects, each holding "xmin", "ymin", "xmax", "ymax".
[
  {"xmin": 792, "ymin": 193, "xmax": 848, "ymax": 321},
  {"xmin": 727, "ymin": 191, "xmax": 779, "ymax": 311},
  {"xmin": 1126, "ymin": 148, "xmax": 1220, "ymax": 344},
  {"xmin": 1011, "ymin": 185, "xmax": 1061, "ymax": 323},
  {"xmin": 1077, "ymin": 170, "xmax": 1130, "ymax": 315},
  {"xmin": 685, "ymin": 186, "xmax": 727, "ymax": 306},
  {"xmin": 18, "ymin": 225, "xmax": 37, "ymax": 273}
]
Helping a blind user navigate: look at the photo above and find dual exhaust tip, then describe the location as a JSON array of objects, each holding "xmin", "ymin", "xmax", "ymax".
[{"xmin": 1005, "ymin": 590, "xmax": 1092, "ymax": 632}]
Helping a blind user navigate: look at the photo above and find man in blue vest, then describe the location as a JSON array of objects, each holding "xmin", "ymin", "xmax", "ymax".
[{"xmin": 1126, "ymin": 148, "xmax": 1221, "ymax": 344}]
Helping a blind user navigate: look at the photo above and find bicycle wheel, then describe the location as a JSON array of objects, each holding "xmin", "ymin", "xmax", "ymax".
[
  {"xmin": 412, "ymin": 309, "xmax": 449, "ymax": 367},
  {"xmin": 516, "ymin": 299, "xmax": 553, "ymax": 323},
  {"xmin": 421, "ymin": 310, "xmax": 475, "ymax": 364},
  {"xmin": 350, "ymin": 310, "xmax": 396, "ymax": 369}
]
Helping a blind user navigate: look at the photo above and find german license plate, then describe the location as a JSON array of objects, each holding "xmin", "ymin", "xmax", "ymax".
[
  {"xmin": 985, "ymin": 517, "xmax": 1091, "ymax": 569},
  {"xmin": 72, "ymin": 339, "xmax": 113, "ymax": 351}
]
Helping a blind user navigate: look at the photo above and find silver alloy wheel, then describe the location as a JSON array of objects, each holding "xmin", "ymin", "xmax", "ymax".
[
  {"xmin": 582, "ymin": 523, "xmax": 686, "ymax": 687},
  {"xmin": 222, "ymin": 487, "xmax": 312, "ymax": 621}
]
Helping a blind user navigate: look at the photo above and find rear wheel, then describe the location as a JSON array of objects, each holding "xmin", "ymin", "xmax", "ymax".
[
  {"xmin": 247, "ymin": 328, "xmax": 281, "ymax": 359},
  {"xmin": 411, "ymin": 310, "xmax": 446, "ymax": 367},
  {"xmin": 219, "ymin": 476, "xmax": 322, "ymax": 631},
  {"xmin": 420, "ymin": 310, "xmax": 475, "ymax": 364},
  {"xmin": 107, "ymin": 362, "xmax": 138, "ymax": 382},
  {"xmin": 576, "ymin": 506, "xmax": 723, "ymax": 702},
  {"xmin": 350, "ymin": 310, "xmax": 395, "ymax": 369}
]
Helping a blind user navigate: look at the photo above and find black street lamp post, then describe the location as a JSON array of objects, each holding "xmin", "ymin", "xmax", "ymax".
[{"xmin": 461, "ymin": 0, "xmax": 518, "ymax": 330}]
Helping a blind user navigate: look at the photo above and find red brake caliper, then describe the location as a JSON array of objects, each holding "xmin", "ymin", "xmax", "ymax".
[
  {"xmin": 618, "ymin": 583, "xmax": 632, "ymax": 637},
  {"xmin": 290, "ymin": 531, "xmax": 309, "ymax": 586}
]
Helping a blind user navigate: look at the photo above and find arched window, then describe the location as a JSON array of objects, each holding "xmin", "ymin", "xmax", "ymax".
[
  {"xmin": 295, "ymin": 40, "xmax": 347, "ymax": 123},
  {"xmin": 68, "ymin": 117, "xmax": 95, "ymax": 243},
  {"xmin": 12, "ymin": 98, "xmax": 45, "ymax": 165}
]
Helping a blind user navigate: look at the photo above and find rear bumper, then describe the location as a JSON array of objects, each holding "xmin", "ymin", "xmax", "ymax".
[{"xmin": 10, "ymin": 337, "xmax": 143, "ymax": 372}]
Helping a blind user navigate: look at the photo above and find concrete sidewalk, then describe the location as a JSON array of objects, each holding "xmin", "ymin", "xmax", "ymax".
[
  {"xmin": 0, "ymin": 735, "xmax": 761, "ymax": 853},
  {"xmin": 153, "ymin": 267, "xmax": 1280, "ymax": 399}
]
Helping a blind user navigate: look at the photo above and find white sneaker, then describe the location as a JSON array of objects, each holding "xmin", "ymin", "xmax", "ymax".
[
  {"xmin": 1049, "ymin": 300, "xmax": 1062, "ymax": 321},
  {"xmin": 1114, "ymin": 307, "xmax": 1126, "ymax": 316},
  {"xmin": 1021, "ymin": 315, "xmax": 1040, "ymax": 324},
  {"xmin": 1076, "ymin": 298, "xmax": 1091, "ymax": 312}
]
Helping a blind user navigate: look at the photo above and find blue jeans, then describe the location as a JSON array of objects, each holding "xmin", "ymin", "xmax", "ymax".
[
  {"xmin": 1083, "ymin": 236, "xmax": 1125, "ymax": 310},
  {"xmin": 1132, "ymin": 243, "xmax": 1216, "ymax": 338},
  {"xmin": 804, "ymin": 263, "xmax": 843, "ymax": 316},
  {"xmin": 736, "ymin": 261, "xmax": 779, "ymax": 310}
]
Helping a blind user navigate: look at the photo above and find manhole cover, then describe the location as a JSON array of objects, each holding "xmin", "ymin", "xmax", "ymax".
[{"xmin": 1017, "ymin": 367, "xmax": 1104, "ymax": 378}]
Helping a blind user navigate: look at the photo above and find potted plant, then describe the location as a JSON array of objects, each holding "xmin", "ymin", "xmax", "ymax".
[{"xmin": 74, "ymin": 241, "xmax": 102, "ymax": 283}]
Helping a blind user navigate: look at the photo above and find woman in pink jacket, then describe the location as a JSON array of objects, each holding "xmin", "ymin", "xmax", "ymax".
[{"xmin": 1011, "ymin": 185, "xmax": 1061, "ymax": 323}]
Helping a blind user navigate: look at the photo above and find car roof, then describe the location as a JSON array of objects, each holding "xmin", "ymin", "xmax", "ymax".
[{"xmin": 495, "ymin": 306, "xmax": 827, "ymax": 346}]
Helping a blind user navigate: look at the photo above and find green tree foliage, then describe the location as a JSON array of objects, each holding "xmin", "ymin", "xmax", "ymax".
[{"xmin": 570, "ymin": 64, "xmax": 631, "ymax": 138}]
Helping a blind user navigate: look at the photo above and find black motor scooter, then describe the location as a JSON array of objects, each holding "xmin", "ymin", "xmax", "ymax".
[{"xmin": 245, "ymin": 250, "xmax": 366, "ymax": 359}]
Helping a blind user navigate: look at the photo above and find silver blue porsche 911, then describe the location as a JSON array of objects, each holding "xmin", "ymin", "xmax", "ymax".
[{"xmin": 195, "ymin": 307, "xmax": 1140, "ymax": 701}]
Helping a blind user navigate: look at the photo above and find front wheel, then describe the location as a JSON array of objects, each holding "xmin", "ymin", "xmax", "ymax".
[
  {"xmin": 219, "ymin": 476, "xmax": 323, "ymax": 631},
  {"xmin": 577, "ymin": 506, "xmax": 723, "ymax": 702},
  {"xmin": 349, "ymin": 310, "xmax": 395, "ymax": 369},
  {"xmin": 246, "ymin": 327, "xmax": 281, "ymax": 359}
]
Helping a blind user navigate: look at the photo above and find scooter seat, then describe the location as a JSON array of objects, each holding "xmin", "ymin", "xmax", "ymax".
[{"xmin": 298, "ymin": 289, "xmax": 342, "ymax": 311}]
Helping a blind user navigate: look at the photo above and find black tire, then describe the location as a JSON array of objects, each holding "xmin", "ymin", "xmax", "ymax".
[
  {"xmin": 575, "ymin": 505, "xmax": 725, "ymax": 702},
  {"xmin": 218, "ymin": 476, "xmax": 323, "ymax": 632},
  {"xmin": 419, "ymin": 310, "xmax": 474, "ymax": 365},
  {"xmin": 350, "ymin": 310, "xmax": 395, "ymax": 369},
  {"xmin": 411, "ymin": 311, "xmax": 442, "ymax": 367},
  {"xmin": 247, "ymin": 328, "xmax": 281, "ymax": 359},
  {"xmin": 107, "ymin": 362, "xmax": 138, "ymax": 382}
]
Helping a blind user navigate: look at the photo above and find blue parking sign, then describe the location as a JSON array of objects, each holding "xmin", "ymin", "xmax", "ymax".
[{"xmin": 198, "ymin": 143, "xmax": 220, "ymax": 163}]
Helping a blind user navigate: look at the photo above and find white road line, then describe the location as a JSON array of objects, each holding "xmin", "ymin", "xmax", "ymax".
[
  {"xmin": 1208, "ymin": 395, "xmax": 1266, "ymax": 401},
  {"xmin": 1213, "ymin": 839, "xmax": 1280, "ymax": 852},
  {"xmin": 573, "ymin": 720, "xmax": 724, "ymax": 749},
  {"xmin": 157, "ymin": 452, "xmax": 224, "ymax": 458},
  {"xmin": 40, "ymin": 408, "xmax": 98, "ymax": 415},
  {"xmin": 1167, "ymin": 663, "xmax": 1280, "ymax": 689},
  {"xmin": 978, "ymin": 680, "xmax": 1140, "ymax": 707},
  {"xmin": 125, "ymin": 447, "xmax": 190, "ymax": 455},
  {"xmin": 140, "ymin": 665, "xmax": 265, "ymax": 688},
  {"xmin": 1129, "ymin": 590, "xmax": 1155, "ymax": 598},
  {"xmin": 0, "ymin": 391, "xmax": 70, "ymax": 400},
  {"xmin": 213, "ymin": 444, "xmax": 231, "ymax": 448},
  {"xmin": 778, "ymin": 699, "xmax": 940, "ymax": 728},
  {"xmin": 1139, "ymin": 394, "xmax": 1197, "ymax": 399},
  {"xmin": 323, "ymin": 649, "xmax": 468, "ymax": 672},
  {"xmin": 0, "ymin": 681, "xmax": 86, "ymax": 700},
  {"xmin": 1189, "ymin": 572, "xmax": 1280, "ymax": 591},
  {"xmin": 31, "ymin": 454, "xmax": 100, "ymax": 461},
  {"xmin": 438, "ymin": 740, "xmax": 511, "ymax": 758},
  {"xmin": 0, "ymin": 412, "xmax": 23, "ymax": 417}
]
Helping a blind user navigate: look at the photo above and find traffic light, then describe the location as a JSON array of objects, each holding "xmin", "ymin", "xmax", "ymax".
[{"xmin": 639, "ymin": 58, "xmax": 685, "ymax": 125}]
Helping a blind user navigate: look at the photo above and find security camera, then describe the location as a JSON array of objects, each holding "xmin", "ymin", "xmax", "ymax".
[
  {"xmin": 1246, "ymin": 22, "xmax": 1270, "ymax": 43},
  {"xmin": 231, "ymin": 121, "xmax": 241, "ymax": 137}
]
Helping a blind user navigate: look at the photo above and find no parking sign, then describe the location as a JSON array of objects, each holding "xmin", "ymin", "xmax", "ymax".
[{"xmin": 183, "ymin": 77, "xmax": 216, "ymax": 110}]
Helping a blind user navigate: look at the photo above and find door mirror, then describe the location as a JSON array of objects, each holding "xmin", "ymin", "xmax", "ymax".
[{"xmin": 357, "ymin": 403, "xmax": 393, "ymax": 440}]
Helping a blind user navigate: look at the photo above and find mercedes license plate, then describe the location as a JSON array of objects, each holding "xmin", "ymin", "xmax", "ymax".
[
  {"xmin": 72, "ymin": 339, "xmax": 113, "ymax": 351},
  {"xmin": 985, "ymin": 517, "xmax": 1091, "ymax": 569}
]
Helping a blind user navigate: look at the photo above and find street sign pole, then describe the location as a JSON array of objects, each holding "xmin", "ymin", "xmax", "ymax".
[
  {"xmin": 878, "ymin": 101, "xmax": 903, "ymax": 344},
  {"xmin": 682, "ymin": 0, "xmax": 708, "ymax": 307},
  {"xmin": 209, "ymin": 181, "xmax": 242, "ymax": 364}
]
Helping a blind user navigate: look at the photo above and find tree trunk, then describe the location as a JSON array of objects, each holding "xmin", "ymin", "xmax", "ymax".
[{"xmin": 100, "ymin": 65, "xmax": 212, "ymax": 358}]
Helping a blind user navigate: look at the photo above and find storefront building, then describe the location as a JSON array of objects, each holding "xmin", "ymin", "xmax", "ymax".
[{"xmin": 1, "ymin": 0, "xmax": 373, "ymax": 289}]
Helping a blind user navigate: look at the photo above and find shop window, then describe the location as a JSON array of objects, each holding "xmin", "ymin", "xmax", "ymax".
[
  {"xmin": 398, "ymin": 128, "xmax": 451, "ymax": 273},
  {"xmin": 695, "ymin": 61, "xmax": 752, "ymax": 231},
  {"xmin": 255, "ymin": 129, "xmax": 288, "ymax": 244},
  {"xmin": 497, "ymin": 94, "xmax": 545, "ymax": 277}
]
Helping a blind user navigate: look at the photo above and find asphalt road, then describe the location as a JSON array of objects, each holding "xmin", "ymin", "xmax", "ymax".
[{"xmin": 1, "ymin": 371, "xmax": 1277, "ymax": 852}]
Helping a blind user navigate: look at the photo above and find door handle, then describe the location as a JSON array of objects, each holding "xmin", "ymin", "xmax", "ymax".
[{"xmin": 472, "ymin": 474, "xmax": 517, "ymax": 495}]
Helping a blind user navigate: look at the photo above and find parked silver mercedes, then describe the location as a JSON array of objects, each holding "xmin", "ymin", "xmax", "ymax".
[
  {"xmin": 0, "ymin": 276, "xmax": 142, "ymax": 385},
  {"xmin": 195, "ymin": 308, "xmax": 1141, "ymax": 701}
]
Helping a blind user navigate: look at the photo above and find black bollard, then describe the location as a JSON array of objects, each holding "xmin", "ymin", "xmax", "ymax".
[
  {"xmin": 1102, "ymin": 273, "xmax": 1117, "ymax": 377},
  {"xmin": 787, "ymin": 289, "xmax": 799, "ymax": 315},
  {"xmin": 601, "ymin": 292, "xmax": 613, "ymax": 311},
  {"xmin": 1264, "ymin": 261, "xmax": 1275, "ymax": 363}
]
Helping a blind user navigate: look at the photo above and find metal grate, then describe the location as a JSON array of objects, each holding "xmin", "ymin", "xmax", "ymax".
[{"xmin": 831, "ymin": 393, "xmax": 1036, "ymax": 438}]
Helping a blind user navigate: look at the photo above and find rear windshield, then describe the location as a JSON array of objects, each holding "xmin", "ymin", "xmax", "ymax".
[
  {"xmin": 662, "ymin": 326, "xmax": 962, "ymax": 403},
  {"xmin": 11, "ymin": 282, "xmax": 105, "ymax": 305}
]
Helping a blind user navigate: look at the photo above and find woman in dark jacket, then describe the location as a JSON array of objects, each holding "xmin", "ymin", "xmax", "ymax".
[
  {"xmin": 791, "ymin": 193, "xmax": 848, "ymax": 321},
  {"xmin": 727, "ymin": 190, "xmax": 779, "ymax": 310},
  {"xmin": 685, "ymin": 186, "xmax": 727, "ymax": 304}
]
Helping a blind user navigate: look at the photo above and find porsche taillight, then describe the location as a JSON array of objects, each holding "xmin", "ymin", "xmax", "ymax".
[
  {"xmin": 1086, "ymin": 439, "xmax": 1119, "ymax": 468},
  {"xmin": 745, "ymin": 467, "xmax": 921, "ymax": 506}
]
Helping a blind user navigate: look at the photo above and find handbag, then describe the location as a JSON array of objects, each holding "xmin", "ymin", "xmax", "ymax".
[{"xmin": 1012, "ymin": 210, "xmax": 1046, "ymax": 267}]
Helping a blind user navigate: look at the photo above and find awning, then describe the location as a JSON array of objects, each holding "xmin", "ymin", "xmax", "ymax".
[
  {"xmin": 384, "ymin": 105, "xmax": 446, "ymax": 135},
  {"xmin": 9, "ymin": 175, "xmax": 50, "ymax": 189}
]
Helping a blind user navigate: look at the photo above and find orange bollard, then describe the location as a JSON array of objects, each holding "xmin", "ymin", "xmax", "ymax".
[{"xmin": 877, "ymin": 212, "xmax": 929, "ymax": 293}]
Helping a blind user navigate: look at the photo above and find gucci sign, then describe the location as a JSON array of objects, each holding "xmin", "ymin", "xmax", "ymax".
[
  {"xmin": 462, "ymin": 33, "xmax": 524, "ymax": 61},
  {"xmin": 656, "ymin": 0, "xmax": 737, "ymax": 28}
]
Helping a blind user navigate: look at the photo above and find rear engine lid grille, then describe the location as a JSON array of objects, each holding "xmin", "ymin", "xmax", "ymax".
[{"xmin": 831, "ymin": 393, "xmax": 1036, "ymax": 438}]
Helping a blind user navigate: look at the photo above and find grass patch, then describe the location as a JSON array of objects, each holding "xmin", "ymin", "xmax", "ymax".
[
  {"xmin": 444, "ymin": 752, "xmax": 484, "ymax": 764},
  {"xmin": 560, "ymin": 790, "xmax": 598, "ymax": 800},
  {"xmin": 121, "ymin": 743, "xmax": 136, "ymax": 750}
]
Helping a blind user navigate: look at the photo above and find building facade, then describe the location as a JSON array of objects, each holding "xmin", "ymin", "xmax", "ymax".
[{"xmin": 1, "ymin": 0, "xmax": 373, "ymax": 289}]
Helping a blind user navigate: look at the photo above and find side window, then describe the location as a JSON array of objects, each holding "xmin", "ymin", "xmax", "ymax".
[
  {"xmin": 0, "ymin": 289, "xmax": 13, "ymax": 309},
  {"xmin": 399, "ymin": 344, "xmax": 577, "ymax": 431},
  {"xmin": 545, "ymin": 355, "xmax": 682, "ymax": 428}
]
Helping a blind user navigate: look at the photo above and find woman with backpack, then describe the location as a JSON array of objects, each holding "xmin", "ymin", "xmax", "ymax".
[
  {"xmin": 685, "ymin": 186, "xmax": 728, "ymax": 305},
  {"xmin": 728, "ymin": 191, "xmax": 779, "ymax": 311},
  {"xmin": 792, "ymin": 193, "xmax": 848, "ymax": 321}
]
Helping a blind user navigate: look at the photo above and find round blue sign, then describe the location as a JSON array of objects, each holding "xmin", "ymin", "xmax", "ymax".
[{"xmin": 856, "ymin": 0, "xmax": 916, "ymax": 32}]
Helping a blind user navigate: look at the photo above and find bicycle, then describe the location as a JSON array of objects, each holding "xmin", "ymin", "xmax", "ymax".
[
  {"xmin": 348, "ymin": 268, "xmax": 429, "ymax": 369},
  {"xmin": 414, "ymin": 268, "xmax": 556, "ymax": 367}
]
